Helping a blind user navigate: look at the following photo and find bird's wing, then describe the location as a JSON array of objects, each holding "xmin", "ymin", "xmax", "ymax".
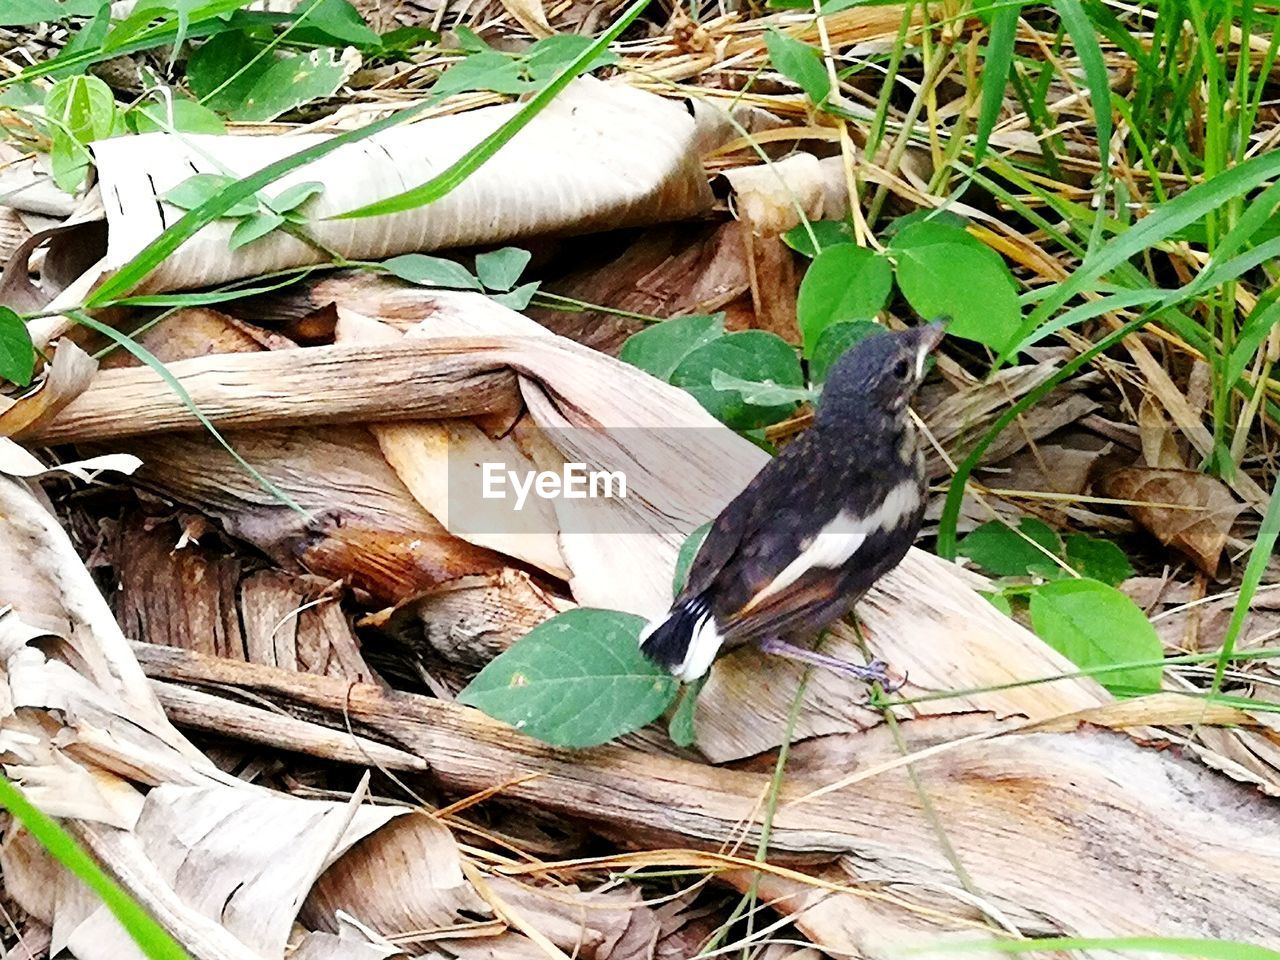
[{"xmin": 681, "ymin": 432, "xmax": 904, "ymax": 611}]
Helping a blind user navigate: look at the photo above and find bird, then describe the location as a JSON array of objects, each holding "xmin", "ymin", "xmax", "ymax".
[{"xmin": 639, "ymin": 321, "xmax": 945, "ymax": 684}]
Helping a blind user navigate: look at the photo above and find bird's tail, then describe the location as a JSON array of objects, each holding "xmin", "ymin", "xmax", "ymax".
[{"xmin": 639, "ymin": 595, "xmax": 723, "ymax": 683}]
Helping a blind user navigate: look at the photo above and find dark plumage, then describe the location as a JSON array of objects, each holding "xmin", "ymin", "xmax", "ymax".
[{"xmin": 640, "ymin": 322, "xmax": 945, "ymax": 682}]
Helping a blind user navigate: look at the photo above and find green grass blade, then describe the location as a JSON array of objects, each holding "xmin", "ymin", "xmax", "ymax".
[
  {"xmin": 0, "ymin": 776, "xmax": 191, "ymax": 960},
  {"xmin": 994, "ymin": 149, "xmax": 1280, "ymax": 368},
  {"xmin": 1206, "ymin": 457, "xmax": 1280, "ymax": 703},
  {"xmin": 68, "ymin": 310, "xmax": 308, "ymax": 516},
  {"xmin": 973, "ymin": 2, "xmax": 1020, "ymax": 163},
  {"xmin": 332, "ymin": 0, "xmax": 652, "ymax": 219}
]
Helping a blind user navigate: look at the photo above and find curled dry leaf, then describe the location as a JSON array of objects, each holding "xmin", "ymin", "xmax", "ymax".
[
  {"xmin": 71, "ymin": 78, "xmax": 712, "ymax": 297},
  {"xmin": 1097, "ymin": 466, "xmax": 1244, "ymax": 576}
]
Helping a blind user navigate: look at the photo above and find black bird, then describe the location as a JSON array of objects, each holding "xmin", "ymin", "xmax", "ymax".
[{"xmin": 640, "ymin": 322, "xmax": 945, "ymax": 683}]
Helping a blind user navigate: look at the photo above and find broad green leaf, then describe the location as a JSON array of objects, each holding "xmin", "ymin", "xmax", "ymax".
[
  {"xmin": 45, "ymin": 74, "xmax": 117, "ymax": 143},
  {"xmin": 475, "ymin": 246, "xmax": 532, "ymax": 291},
  {"xmin": 459, "ymin": 608, "xmax": 678, "ymax": 747},
  {"xmin": 379, "ymin": 26, "xmax": 438, "ymax": 57},
  {"xmin": 765, "ymin": 28, "xmax": 830, "ymax": 104},
  {"xmin": 673, "ymin": 522, "xmax": 711, "ymax": 595},
  {"xmin": 0, "ymin": 306, "xmax": 35, "ymax": 386},
  {"xmin": 524, "ymin": 34, "xmax": 618, "ymax": 81},
  {"xmin": 187, "ymin": 30, "xmax": 272, "ymax": 113},
  {"xmin": 1, "ymin": 0, "xmax": 103, "ymax": 26},
  {"xmin": 810, "ymin": 319, "xmax": 879, "ymax": 383},
  {"xmin": 228, "ymin": 210, "xmax": 284, "ymax": 250},
  {"xmin": 1063, "ymin": 534, "xmax": 1133, "ymax": 587},
  {"xmin": 892, "ymin": 231, "xmax": 1020, "ymax": 351},
  {"xmin": 127, "ymin": 96, "xmax": 226, "ymax": 134},
  {"xmin": 797, "ymin": 244, "xmax": 892, "ymax": 356},
  {"xmin": 958, "ymin": 518, "xmax": 1063, "ymax": 576},
  {"xmin": 671, "ymin": 330, "xmax": 804, "ymax": 430},
  {"xmin": 619, "ymin": 313, "xmax": 726, "ymax": 381},
  {"xmin": 984, "ymin": 591, "xmax": 1014, "ymax": 616},
  {"xmin": 49, "ymin": 131, "xmax": 92, "ymax": 194},
  {"xmin": 1029, "ymin": 579, "xmax": 1162, "ymax": 694},
  {"xmin": 709, "ymin": 370, "xmax": 818, "ymax": 406},
  {"xmin": 668, "ymin": 674, "xmax": 707, "ymax": 747},
  {"xmin": 490, "ymin": 281, "xmax": 540, "ymax": 310},
  {"xmin": 293, "ymin": 0, "xmax": 380, "ymax": 47},
  {"xmin": 383, "ymin": 254, "xmax": 481, "ymax": 289},
  {"xmin": 163, "ymin": 174, "xmax": 259, "ymax": 217},
  {"xmin": 782, "ymin": 218, "xmax": 854, "ymax": 258},
  {"xmin": 270, "ymin": 181, "xmax": 325, "ymax": 213},
  {"xmin": 235, "ymin": 47, "xmax": 354, "ymax": 122},
  {"xmin": 430, "ymin": 50, "xmax": 533, "ymax": 100}
]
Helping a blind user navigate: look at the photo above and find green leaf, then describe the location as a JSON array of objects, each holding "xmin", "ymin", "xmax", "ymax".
[
  {"xmin": 765, "ymin": 28, "xmax": 830, "ymax": 104},
  {"xmin": 619, "ymin": 313, "xmax": 726, "ymax": 381},
  {"xmin": 270, "ymin": 181, "xmax": 325, "ymax": 213},
  {"xmin": 671, "ymin": 330, "xmax": 805, "ymax": 430},
  {"xmin": 984, "ymin": 591, "xmax": 1014, "ymax": 617},
  {"xmin": 673, "ymin": 522, "xmax": 711, "ymax": 595},
  {"xmin": 430, "ymin": 50, "xmax": 533, "ymax": 99},
  {"xmin": 228, "ymin": 210, "xmax": 284, "ymax": 250},
  {"xmin": 809, "ymin": 319, "xmax": 879, "ymax": 384},
  {"xmin": 1029, "ymin": 579, "xmax": 1163, "ymax": 694},
  {"xmin": 709, "ymin": 370, "xmax": 818, "ymax": 406},
  {"xmin": 890, "ymin": 223, "xmax": 1020, "ymax": 351},
  {"xmin": 782, "ymin": 218, "xmax": 854, "ymax": 258},
  {"xmin": 383, "ymin": 254, "xmax": 481, "ymax": 289},
  {"xmin": 490, "ymin": 281, "xmax": 540, "ymax": 310},
  {"xmin": 1064, "ymin": 534, "xmax": 1133, "ymax": 587},
  {"xmin": 293, "ymin": 0, "xmax": 380, "ymax": 47},
  {"xmin": 668, "ymin": 674, "xmax": 707, "ymax": 747},
  {"xmin": 186, "ymin": 30, "xmax": 272, "ymax": 113},
  {"xmin": 127, "ymin": 95, "xmax": 226, "ymax": 134},
  {"xmin": 524, "ymin": 34, "xmax": 618, "ymax": 81},
  {"xmin": 49, "ymin": 130, "xmax": 92, "ymax": 194},
  {"xmin": 458, "ymin": 608, "xmax": 679, "ymax": 747},
  {"xmin": 0, "ymin": 306, "xmax": 35, "ymax": 386},
  {"xmin": 45, "ymin": 74, "xmax": 118, "ymax": 143},
  {"xmin": 797, "ymin": 244, "xmax": 891, "ymax": 356},
  {"xmin": 475, "ymin": 246, "xmax": 532, "ymax": 291},
  {"xmin": 1, "ymin": 0, "xmax": 103, "ymax": 26},
  {"xmin": 163, "ymin": 174, "xmax": 259, "ymax": 217},
  {"xmin": 957, "ymin": 517, "xmax": 1063, "ymax": 576},
  {"xmin": 235, "ymin": 47, "xmax": 354, "ymax": 122}
]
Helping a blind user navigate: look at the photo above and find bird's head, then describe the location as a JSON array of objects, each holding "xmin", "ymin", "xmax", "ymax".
[{"xmin": 815, "ymin": 321, "xmax": 946, "ymax": 430}]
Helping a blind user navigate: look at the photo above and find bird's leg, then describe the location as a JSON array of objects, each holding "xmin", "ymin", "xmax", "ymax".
[{"xmin": 757, "ymin": 637, "xmax": 903, "ymax": 690}]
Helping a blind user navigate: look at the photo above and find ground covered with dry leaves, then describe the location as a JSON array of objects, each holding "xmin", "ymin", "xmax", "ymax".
[{"xmin": 1, "ymin": 0, "xmax": 1280, "ymax": 958}]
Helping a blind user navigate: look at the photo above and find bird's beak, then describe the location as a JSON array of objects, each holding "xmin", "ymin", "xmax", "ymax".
[
  {"xmin": 917, "ymin": 319, "xmax": 948, "ymax": 352},
  {"xmin": 911, "ymin": 320, "xmax": 947, "ymax": 378}
]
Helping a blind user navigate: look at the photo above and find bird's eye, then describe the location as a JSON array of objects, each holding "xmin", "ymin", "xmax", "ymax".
[{"xmin": 892, "ymin": 358, "xmax": 911, "ymax": 380}]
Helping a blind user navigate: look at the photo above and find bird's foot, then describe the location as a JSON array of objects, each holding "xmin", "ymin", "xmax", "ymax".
[{"xmin": 758, "ymin": 638, "xmax": 906, "ymax": 691}]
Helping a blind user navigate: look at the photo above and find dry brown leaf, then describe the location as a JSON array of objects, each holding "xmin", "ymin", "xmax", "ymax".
[
  {"xmin": 57, "ymin": 78, "xmax": 711, "ymax": 301},
  {"xmin": 1097, "ymin": 466, "xmax": 1244, "ymax": 576}
]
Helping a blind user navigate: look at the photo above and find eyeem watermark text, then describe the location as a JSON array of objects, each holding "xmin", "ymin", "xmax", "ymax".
[{"xmin": 481, "ymin": 463, "xmax": 627, "ymax": 511}]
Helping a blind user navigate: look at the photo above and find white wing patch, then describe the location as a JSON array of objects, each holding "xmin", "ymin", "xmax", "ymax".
[{"xmin": 747, "ymin": 478, "xmax": 921, "ymax": 610}]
